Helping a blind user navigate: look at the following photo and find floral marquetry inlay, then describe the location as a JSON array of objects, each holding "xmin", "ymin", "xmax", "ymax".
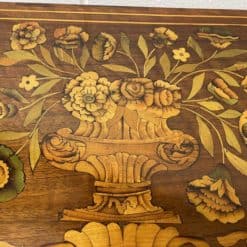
[{"xmin": 0, "ymin": 3, "xmax": 246, "ymax": 246}]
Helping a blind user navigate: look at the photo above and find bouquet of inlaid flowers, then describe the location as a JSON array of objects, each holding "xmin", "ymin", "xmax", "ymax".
[{"xmin": 0, "ymin": 22, "xmax": 246, "ymax": 224}]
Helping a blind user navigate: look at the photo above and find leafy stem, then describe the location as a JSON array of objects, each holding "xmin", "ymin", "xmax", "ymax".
[
  {"xmin": 167, "ymin": 60, "xmax": 180, "ymax": 79},
  {"xmin": 31, "ymin": 49, "xmax": 76, "ymax": 76},
  {"xmin": 116, "ymin": 50, "xmax": 140, "ymax": 77},
  {"xmin": 199, "ymin": 105, "xmax": 239, "ymax": 129},
  {"xmin": 72, "ymin": 49, "xmax": 84, "ymax": 73},
  {"xmin": 15, "ymin": 138, "xmax": 30, "ymax": 155},
  {"xmin": 181, "ymin": 105, "xmax": 225, "ymax": 163},
  {"xmin": 169, "ymin": 50, "xmax": 217, "ymax": 83},
  {"xmin": 143, "ymin": 48, "xmax": 156, "ymax": 77},
  {"xmin": 19, "ymin": 92, "xmax": 62, "ymax": 111},
  {"xmin": 197, "ymin": 50, "xmax": 218, "ymax": 67},
  {"xmin": 29, "ymin": 100, "xmax": 60, "ymax": 138},
  {"xmin": 15, "ymin": 100, "xmax": 60, "ymax": 155},
  {"xmin": 169, "ymin": 72, "xmax": 182, "ymax": 83},
  {"xmin": 182, "ymin": 96, "xmax": 214, "ymax": 103},
  {"xmin": 173, "ymin": 69, "xmax": 243, "ymax": 85},
  {"xmin": 37, "ymin": 76, "xmax": 72, "ymax": 81},
  {"xmin": 182, "ymin": 102, "xmax": 239, "ymax": 129}
]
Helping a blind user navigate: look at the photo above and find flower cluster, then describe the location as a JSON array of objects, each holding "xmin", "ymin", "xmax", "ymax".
[
  {"xmin": 111, "ymin": 78, "xmax": 181, "ymax": 119},
  {"xmin": 63, "ymin": 74, "xmax": 182, "ymax": 123},
  {"xmin": 62, "ymin": 71, "xmax": 117, "ymax": 123}
]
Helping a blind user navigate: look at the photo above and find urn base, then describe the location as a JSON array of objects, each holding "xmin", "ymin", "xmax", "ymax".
[{"xmin": 61, "ymin": 181, "xmax": 181, "ymax": 223}]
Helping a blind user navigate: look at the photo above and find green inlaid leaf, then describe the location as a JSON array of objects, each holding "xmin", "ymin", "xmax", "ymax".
[
  {"xmin": 4, "ymin": 50, "xmax": 40, "ymax": 62},
  {"xmin": 28, "ymin": 64, "xmax": 58, "ymax": 77},
  {"xmin": 218, "ymin": 110, "xmax": 241, "ymax": 119},
  {"xmin": 214, "ymin": 49, "xmax": 247, "ymax": 59},
  {"xmin": 31, "ymin": 79, "xmax": 61, "ymax": 96},
  {"xmin": 0, "ymin": 88, "xmax": 29, "ymax": 104},
  {"xmin": 54, "ymin": 47, "xmax": 74, "ymax": 65},
  {"xmin": 40, "ymin": 45, "xmax": 56, "ymax": 67},
  {"xmin": 0, "ymin": 186, "xmax": 17, "ymax": 202},
  {"xmin": 226, "ymin": 62, "xmax": 247, "ymax": 71},
  {"xmin": 12, "ymin": 169, "xmax": 25, "ymax": 193},
  {"xmin": 144, "ymin": 56, "xmax": 156, "ymax": 77},
  {"xmin": 80, "ymin": 45, "xmax": 90, "ymax": 69},
  {"xmin": 0, "ymin": 55, "xmax": 18, "ymax": 66},
  {"xmin": 0, "ymin": 131, "xmax": 29, "ymax": 141},
  {"xmin": 159, "ymin": 51, "xmax": 170, "ymax": 79},
  {"xmin": 225, "ymin": 149, "xmax": 247, "ymax": 176},
  {"xmin": 187, "ymin": 73, "xmax": 205, "ymax": 100},
  {"xmin": 102, "ymin": 64, "xmax": 136, "ymax": 74},
  {"xmin": 222, "ymin": 122, "xmax": 241, "ymax": 153},
  {"xmin": 215, "ymin": 71, "xmax": 240, "ymax": 87},
  {"xmin": 198, "ymin": 101, "xmax": 224, "ymax": 111},
  {"xmin": 24, "ymin": 100, "xmax": 44, "ymax": 127},
  {"xmin": 196, "ymin": 116, "xmax": 214, "ymax": 157},
  {"xmin": 173, "ymin": 63, "xmax": 198, "ymax": 73},
  {"xmin": 29, "ymin": 128, "xmax": 40, "ymax": 171},
  {"xmin": 138, "ymin": 35, "xmax": 148, "ymax": 59},
  {"xmin": 120, "ymin": 32, "xmax": 131, "ymax": 56},
  {"xmin": 187, "ymin": 36, "xmax": 204, "ymax": 60}
]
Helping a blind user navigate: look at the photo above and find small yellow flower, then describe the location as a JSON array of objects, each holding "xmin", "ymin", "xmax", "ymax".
[
  {"xmin": 19, "ymin": 75, "xmax": 39, "ymax": 91},
  {"xmin": 172, "ymin": 48, "xmax": 190, "ymax": 62}
]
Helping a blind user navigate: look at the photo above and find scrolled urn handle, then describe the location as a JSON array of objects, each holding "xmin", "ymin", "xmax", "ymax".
[
  {"xmin": 42, "ymin": 131, "xmax": 86, "ymax": 171},
  {"xmin": 157, "ymin": 133, "xmax": 199, "ymax": 170}
]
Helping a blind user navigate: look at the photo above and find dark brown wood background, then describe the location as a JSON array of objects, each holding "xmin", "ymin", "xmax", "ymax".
[{"xmin": 0, "ymin": 3, "xmax": 246, "ymax": 246}]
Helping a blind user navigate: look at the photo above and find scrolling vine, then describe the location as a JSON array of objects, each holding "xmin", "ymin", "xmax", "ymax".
[{"xmin": 0, "ymin": 22, "xmax": 246, "ymax": 231}]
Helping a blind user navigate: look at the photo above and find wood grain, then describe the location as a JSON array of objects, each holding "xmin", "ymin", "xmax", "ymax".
[{"xmin": 0, "ymin": 2, "xmax": 246, "ymax": 246}]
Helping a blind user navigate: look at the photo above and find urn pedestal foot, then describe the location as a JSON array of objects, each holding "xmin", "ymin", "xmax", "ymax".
[
  {"xmin": 61, "ymin": 181, "xmax": 181, "ymax": 223},
  {"xmin": 61, "ymin": 208, "xmax": 181, "ymax": 223}
]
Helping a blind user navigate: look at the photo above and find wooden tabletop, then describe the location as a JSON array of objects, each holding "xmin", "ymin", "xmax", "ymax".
[{"xmin": 0, "ymin": 2, "xmax": 246, "ymax": 246}]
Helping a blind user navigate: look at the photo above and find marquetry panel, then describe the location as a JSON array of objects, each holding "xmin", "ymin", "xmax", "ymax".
[{"xmin": 0, "ymin": 3, "xmax": 246, "ymax": 247}]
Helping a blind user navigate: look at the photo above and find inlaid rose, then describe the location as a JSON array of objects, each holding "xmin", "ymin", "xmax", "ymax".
[
  {"xmin": 110, "ymin": 78, "xmax": 154, "ymax": 110},
  {"xmin": 147, "ymin": 80, "xmax": 181, "ymax": 119}
]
